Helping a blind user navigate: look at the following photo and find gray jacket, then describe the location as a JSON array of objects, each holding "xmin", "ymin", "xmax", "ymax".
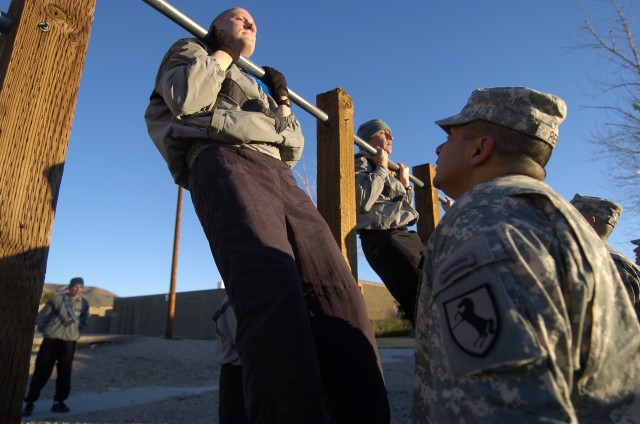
[
  {"xmin": 212, "ymin": 295, "xmax": 241, "ymax": 366},
  {"xmin": 145, "ymin": 38, "xmax": 304, "ymax": 187},
  {"xmin": 37, "ymin": 294, "xmax": 89, "ymax": 342},
  {"xmin": 355, "ymin": 153, "xmax": 418, "ymax": 230}
]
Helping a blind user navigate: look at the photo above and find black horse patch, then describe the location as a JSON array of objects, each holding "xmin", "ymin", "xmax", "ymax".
[{"xmin": 444, "ymin": 284, "xmax": 498, "ymax": 356}]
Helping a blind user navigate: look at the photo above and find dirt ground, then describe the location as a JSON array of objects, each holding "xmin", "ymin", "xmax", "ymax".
[{"xmin": 21, "ymin": 335, "xmax": 415, "ymax": 424}]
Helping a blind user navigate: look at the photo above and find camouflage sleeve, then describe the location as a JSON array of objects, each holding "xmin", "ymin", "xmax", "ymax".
[
  {"xmin": 611, "ymin": 255, "xmax": 640, "ymax": 315},
  {"xmin": 415, "ymin": 182, "xmax": 640, "ymax": 423},
  {"xmin": 414, "ymin": 227, "xmax": 577, "ymax": 422}
]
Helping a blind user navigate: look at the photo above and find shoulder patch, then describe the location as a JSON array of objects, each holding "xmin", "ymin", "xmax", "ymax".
[{"xmin": 444, "ymin": 284, "xmax": 499, "ymax": 356}]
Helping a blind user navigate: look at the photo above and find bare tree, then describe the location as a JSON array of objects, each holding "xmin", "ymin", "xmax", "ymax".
[
  {"xmin": 293, "ymin": 159, "xmax": 369, "ymax": 256},
  {"xmin": 293, "ymin": 159, "xmax": 318, "ymax": 205},
  {"xmin": 578, "ymin": 0, "xmax": 640, "ymax": 210}
]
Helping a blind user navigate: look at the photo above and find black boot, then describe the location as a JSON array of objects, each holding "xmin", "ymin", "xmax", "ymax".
[
  {"xmin": 23, "ymin": 402, "xmax": 34, "ymax": 417},
  {"xmin": 51, "ymin": 401, "xmax": 70, "ymax": 413}
]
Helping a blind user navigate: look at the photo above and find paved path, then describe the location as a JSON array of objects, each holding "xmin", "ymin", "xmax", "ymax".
[
  {"xmin": 24, "ymin": 386, "xmax": 217, "ymax": 420},
  {"xmin": 23, "ymin": 343, "xmax": 414, "ymax": 421}
]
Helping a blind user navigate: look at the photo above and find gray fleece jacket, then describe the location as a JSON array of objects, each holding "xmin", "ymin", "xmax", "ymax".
[
  {"xmin": 355, "ymin": 153, "xmax": 419, "ymax": 230},
  {"xmin": 145, "ymin": 38, "xmax": 304, "ymax": 188}
]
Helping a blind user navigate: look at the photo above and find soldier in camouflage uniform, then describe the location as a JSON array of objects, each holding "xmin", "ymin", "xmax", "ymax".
[
  {"xmin": 413, "ymin": 87, "xmax": 640, "ymax": 423},
  {"xmin": 632, "ymin": 239, "xmax": 640, "ymax": 266},
  {"xmin": 570, "ymin": 194, "xmax": 640, "ymax": 319}
]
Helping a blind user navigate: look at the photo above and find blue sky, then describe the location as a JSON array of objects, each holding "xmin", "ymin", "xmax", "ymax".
[{"xmin": 6, "ymin": 0, "xmax": 636, "ymax": 297}]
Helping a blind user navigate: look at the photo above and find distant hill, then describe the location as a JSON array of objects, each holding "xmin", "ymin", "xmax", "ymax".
[{"xmin": 41, "ymin": 283, "xmax": 118, "ymax": 307}]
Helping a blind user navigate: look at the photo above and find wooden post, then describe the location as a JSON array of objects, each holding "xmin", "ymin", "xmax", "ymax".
[
  {"xmin": 413, "ymin": 164, "xmax": 440, "ymax": 245},
  {"xmin": 165, "ymin": 186, "xmax": 183, "ymax": 339},
  {"xmin": 316, "ymin": 88, "xmax": 358, "ymax": 279},
  {"xmin": 0, "ymin": 0, "xmax": 95, "ymax": 421}
]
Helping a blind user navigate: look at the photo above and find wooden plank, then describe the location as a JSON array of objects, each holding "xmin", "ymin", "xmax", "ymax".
[
  {"xmin": 413, "ymin": 164, "xmax": 440, "ymax": 245},
  {"xmin": 0, "ymin": 0, "xmax": 96, "ymax": 421},
  {"xmin": 316, "ymin": 88, "xmax": 358, "ymax": 278}
]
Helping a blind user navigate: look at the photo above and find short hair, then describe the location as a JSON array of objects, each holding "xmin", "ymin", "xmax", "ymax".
[
  {"xmin": 210, "ymin": 8, "xmax": 239, "ymax": 30},
  {"xmin": 461, "ymin": 120, "xmax": 553, "ymax": 167}
]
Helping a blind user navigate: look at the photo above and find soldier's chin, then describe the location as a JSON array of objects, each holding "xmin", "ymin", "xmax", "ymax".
[
  {"xmin": 432, "ymin": 176, "xmax": 443, "ymax": 191},
  {"xmin": 433, "ymin": 179, "xmax": 454, "ymax": 200},
  {"xmin": 241, "ymin": 42, "xmax": 255, "ymax": 57}
]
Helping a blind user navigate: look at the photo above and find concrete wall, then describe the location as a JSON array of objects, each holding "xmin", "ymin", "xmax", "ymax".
[
  {"xmin": 85, "ymin": 315, "xmax": 111, "ymax": 334},
  {"xmin": 110, "ymin": 289, "xmax": 226, "ymax": 339},
  {"xmin": 108, "ymin": 282, "xmax": 399, "ymax": 339},
  {"xmin": 360, "ymin": 280, "xmax": 403, "ymax": 320}
]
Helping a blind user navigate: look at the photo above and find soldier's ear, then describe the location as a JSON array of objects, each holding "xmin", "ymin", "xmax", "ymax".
[
  {"xmin": 584, "ymin": 214, "xmax": 597, "ymax": 227},
  {"xmin": 469, "ymin": 135, "xmax": 494, "ymax": 167}
]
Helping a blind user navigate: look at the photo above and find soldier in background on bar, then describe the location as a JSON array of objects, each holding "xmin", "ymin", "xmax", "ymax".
[{"xmin": 355, "ymin": 118, "xmax": 425, "ymax": 326}]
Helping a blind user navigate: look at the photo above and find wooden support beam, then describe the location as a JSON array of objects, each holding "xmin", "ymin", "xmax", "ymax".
[
  {"xmin": 316, "ymin": 88, "xmax": 358, "ymax": 279},
  {"xmin": 413, "ymin": 164, "xmax": 440, "ymax": 245},
  {"xmin": 0, "ymin": 0, "xmax": 95, "ymax": 421}
]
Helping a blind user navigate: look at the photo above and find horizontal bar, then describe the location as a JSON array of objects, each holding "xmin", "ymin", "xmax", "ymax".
[
  {"xmin": 355, "ymin": 135, "xmax": 447, "ymax": 203},
  {"xmin": 354, "ymin": 135, "xmax": 426, "ymax": 189},
  {"xmin": 141, "ymin": 0, "xmax": 450, "ymax": 198},
  {"xmin": 141, "ymin": 0, "xmax": 330, "ymax": 122}
]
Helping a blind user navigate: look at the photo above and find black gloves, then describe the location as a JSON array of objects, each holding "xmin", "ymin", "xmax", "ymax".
[
  {"xmin": 204, "ymin": 25, "xmax": 241, "ymax": 64},
  {"xmin": 259, "ymin": 66, "xmax": 289, "ymax": 99}
]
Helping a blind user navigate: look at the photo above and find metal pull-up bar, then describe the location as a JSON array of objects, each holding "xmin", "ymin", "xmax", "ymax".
[{"xmin": 142, "ymin": 0, "xmax": 440, "ymax": 193}]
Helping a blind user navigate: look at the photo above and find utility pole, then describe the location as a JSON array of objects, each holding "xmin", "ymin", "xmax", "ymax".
[
  {"xmin": 0, "ymin": 0, "xmax": 95, "ymax": 421},
  {"xmin": 165, "ymin": 186, "xmax": 183, "ymax": 338}
]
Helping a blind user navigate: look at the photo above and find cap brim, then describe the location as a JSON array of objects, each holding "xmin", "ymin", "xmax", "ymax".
[
  {"xmin": 434, "ymin": 113, "xmax": 478, "ymax": 132},
  {"xmin": 632, "ymin": 239, "xmax": 640, "ymax": 245}
]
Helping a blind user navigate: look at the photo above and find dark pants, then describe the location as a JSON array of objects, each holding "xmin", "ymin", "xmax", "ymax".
[
  {"xmin": 25, "ymin": 338, "xmax": 77, "ymax": 403},
  {"xmin": 189, "ymin": 145, "xmax": 390, "ymax": 424},
  {"xmin": 219, "ymin": 364, "xmax": 248, "ymax": 424},
  {"xmin": 359, "ymin": 228, "xmax": 426, "ymax": 326}
]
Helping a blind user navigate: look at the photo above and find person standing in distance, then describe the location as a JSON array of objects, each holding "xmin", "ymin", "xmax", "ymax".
[
  {"xmin": 23, "ymin": 277, "xmax": 89, "ymax": 416},
  {"xmin": 355, "ymin": 119, "xmax": 425, "ymax": 326},
  {"xmin": 145, "ymin": 7, "xmax": 389, "ymax": 423},
  {"xmin": 413, "ymin": 87, "xmax": 640, "ymax": 423}
]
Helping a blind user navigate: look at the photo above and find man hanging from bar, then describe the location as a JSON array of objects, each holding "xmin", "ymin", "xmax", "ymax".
[
  {"xmin": 144, "ymin": 7, "xmax": 389, "ymax": 423},
  {"xmin": 355, "ymin": 119, "xmax": 426, "ymax": 327}
]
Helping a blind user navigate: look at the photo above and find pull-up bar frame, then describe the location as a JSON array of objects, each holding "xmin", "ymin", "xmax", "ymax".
[{"xmin": 142, "ymin": 0, "xmax": 439, "ymax": 191}]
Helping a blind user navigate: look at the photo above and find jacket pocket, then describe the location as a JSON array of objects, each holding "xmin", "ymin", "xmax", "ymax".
[{"xmin": 210, "ymin": 109, "xmax": 283, "ymax": 145}]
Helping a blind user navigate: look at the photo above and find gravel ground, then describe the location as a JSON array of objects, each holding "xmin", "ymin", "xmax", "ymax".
[{"xmin": 21, "ymin": 336, "xmax": 414, "ymax": 424}]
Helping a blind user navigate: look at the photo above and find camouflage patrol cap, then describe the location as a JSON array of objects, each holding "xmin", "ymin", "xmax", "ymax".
[
  {"xmin": 357, "ymin": 119, "xmax": 391, "ymax": 142},
  {"xmin": 570, "ymin": 194, "xmax": 623, "ymax": 227},
  {"xmin": 435, "ymin": 87, "xmax": 567, "ymax": 147}
]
